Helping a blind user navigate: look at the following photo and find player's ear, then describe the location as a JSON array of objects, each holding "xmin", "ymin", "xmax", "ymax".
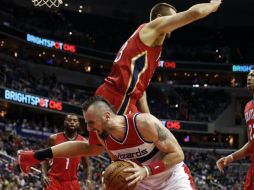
[
  {"xmin": 157, "ymin": 14, "xmax": 162, "ymax": 18},
  {"xmin": 103, "ymin": 111, "xmax": 111, "ymax": 121},
  {"xmin": 76, "ymin": 120, "xmax": 80, "ymax": 127}
]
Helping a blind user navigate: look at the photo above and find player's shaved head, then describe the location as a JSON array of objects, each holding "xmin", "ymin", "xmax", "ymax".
[
  {"xmin": 82, "ymin": 96, "xmax": 116, "ymax": 114},
  {"xmin": 150, "ymin": 3, "xmax": 177, "ymax": 21}
]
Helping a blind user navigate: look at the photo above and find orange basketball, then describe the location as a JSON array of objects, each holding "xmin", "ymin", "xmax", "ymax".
[{"xmin": 103, "ymin": 160, "xmax": 137, "ymax": 190}]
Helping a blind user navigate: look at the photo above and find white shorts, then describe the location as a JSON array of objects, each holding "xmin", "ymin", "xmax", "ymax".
[{"xmin": 135, "ymin": 162, "xmax": 195, "ymax": 190}]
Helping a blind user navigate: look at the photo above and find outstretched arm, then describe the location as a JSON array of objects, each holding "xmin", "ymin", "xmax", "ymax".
[
  {"xmin": 18, "ymin": 141, "xmax": 104, "ymax": 175},
  {"xmin": 51, "ymin": 141, "xmax": 104, "ymax": 158},
  {"xmin": 216, "ymin": 141, "xmax": 250, "ymax": 172},
  {"xmin": 140, "ymin": 0, "xmax": 222, "ymax": 45}
]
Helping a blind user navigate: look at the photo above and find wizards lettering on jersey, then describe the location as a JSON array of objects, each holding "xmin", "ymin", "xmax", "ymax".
[
  {"xmin": 117, "ymin": 148, "xmax": 148, "ymax": 159},
  {"xmin": 245, "ymin": 109, "xmax": 254, "ymax": 123},
  {"xmin": 4, "ymin": 89, "xmax": 63, "ymax": 111}
]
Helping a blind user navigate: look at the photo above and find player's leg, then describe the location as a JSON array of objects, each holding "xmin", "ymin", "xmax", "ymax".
[
  {"xmin": 44, "ymin": 176, "xmax": 60, "ymax": 190},
  {"xmin": 95, "ymin": 83, "xmax": 138, "ymax": 114},
  {"xmin": 70, "ymin": 180, "xmax": 82, "ymax": 190},
  {"xmin": 162, "ymin": 162, "xmax": 196, "ymax": 190},
  {"xmin": 244, "ymin": 166, "xmax": 252, "ymax": 190}
]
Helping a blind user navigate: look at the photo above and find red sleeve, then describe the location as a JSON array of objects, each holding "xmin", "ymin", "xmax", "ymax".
[{"xmin": 89, "ymin": 131, "xmax": 101, "ymax": 145}]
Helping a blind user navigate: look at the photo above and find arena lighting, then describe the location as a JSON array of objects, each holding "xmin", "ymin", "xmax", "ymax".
[
  {"xmin": 184, "ymin": 135, "xmax": 190, "ymax": 142},
  {"xmin": 26, "ymin": 33, "xmax": 76, "ymax": 53},
  {"xmin": 161, "ymin": 120, "xmax": 181, "ymax": 130},
  {"xmin": 232, "ymin": 65, "xmax": 254, "ymax": 72},
  {"xmin": 4, "ymin": 89, "xmax": 63, "ymax": 111},
  {"xmin": 158, "ymin": 61, "xmax": 176, "ymax": 69}
]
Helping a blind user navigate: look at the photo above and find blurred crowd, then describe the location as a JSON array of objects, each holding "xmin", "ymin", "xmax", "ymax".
[
  {"xmin": 0, "ymin": 54, "xmax": 94, "ymax": 105},
  {"xmin": 148, "ymin": 85, "xmax": 231, "ymax": 122},
  {"xmin": 0, "ymin": 1, "xmax": 253, "ymax": 63},
  {"xmin": 185, "ymin": 150, "xmax": 248, "ymax": 190},
  {"xmin": 0, "ymin": 53, "xmax": 232, "ymax": 123}
]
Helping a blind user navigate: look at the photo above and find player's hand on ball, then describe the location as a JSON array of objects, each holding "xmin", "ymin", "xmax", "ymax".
[
  {"xmin": 216, "ymin": 155, "xmax": 233, "ymax": 172},
  {"xmin": 100, "ymin": 171, "xmax": 106, "ymax": 190},
  {"xmin": 123, "ymin": 160, "xmax": 148, "ymax": 187}
]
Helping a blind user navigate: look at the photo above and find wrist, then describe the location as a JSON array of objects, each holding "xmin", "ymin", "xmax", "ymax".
[
  {"xmin": 143, "ymin": 166, "xmax": 150, "ymax": 177},
  {"xmin": 147, "ymin": 160, "xmax": 166, "ymax": 175},
  {"xmin": 228, "ymin": 154, "xmax": 234, "ymax": 162}
]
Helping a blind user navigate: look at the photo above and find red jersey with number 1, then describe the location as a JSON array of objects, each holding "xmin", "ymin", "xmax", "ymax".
[
  {"xmin": 244, "ymin": 100, "xmax": 254, "ymax": 162},
  {"xmin": 47, "ymin": 132, "xmax": 86, "ymax": 181}
]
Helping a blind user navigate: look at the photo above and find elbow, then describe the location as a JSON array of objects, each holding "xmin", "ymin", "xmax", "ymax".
[
  {"xmin": 177, "ymin": 149, "xmax": 185, "ymax": 163},
  {"xmin": 188, "ymin": 9, "xmax": 204, "ymax": 20}
]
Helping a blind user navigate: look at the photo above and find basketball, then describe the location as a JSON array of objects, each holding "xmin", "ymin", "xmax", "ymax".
[{"xmin": 103, "ymin": 160, "xmax": 137, "ymax": 190}]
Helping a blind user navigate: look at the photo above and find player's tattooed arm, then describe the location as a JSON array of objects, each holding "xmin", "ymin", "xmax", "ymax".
[
  {"xmin": 154, "ymin": 122, "xmax": 168, "ymax": 141},
  {"xmin": 137, "ymin": 113, "xmax": 184, "ymax": 168}
]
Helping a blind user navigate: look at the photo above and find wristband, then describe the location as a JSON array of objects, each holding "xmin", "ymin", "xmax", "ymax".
[
  {"xmin": 143, "ymin": 166, "xmax": 150, "ymax": 177},
  {"xmin": 147, "ymin": 160, "xmax": 166, "ymax": 175}
]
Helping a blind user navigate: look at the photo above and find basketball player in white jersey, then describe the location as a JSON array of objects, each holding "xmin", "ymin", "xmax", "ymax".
[{"xmin": 18, "ymin": 96, "xmax": 195, "ymax": 189}]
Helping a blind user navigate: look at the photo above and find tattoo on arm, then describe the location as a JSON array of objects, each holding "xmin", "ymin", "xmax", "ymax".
[{"xmin": 155, "ymin": 122, "xmax": 168, "ymax": 141}]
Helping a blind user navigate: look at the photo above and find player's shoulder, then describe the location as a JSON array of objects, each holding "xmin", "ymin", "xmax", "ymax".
[
  {"xmin": 49, "ymin": 133, "xmax": 58, "ymax": 139},
  {"xmin": 129, "ymin": 23, "xmax": 147, "ymax": 40},
  {"xmin": 77, "ymin": 134, "xmax": 88, "ymax": 142},
  {"xmin": 135, "ymin": 113, "xmax": 159, "ymax": 142},
  {"xmin": 135, "ymin": 113, "xmax": 157, "ymax": 130},
  {"xmin": 245, "ymin": 100, "xmax": 254, "ymax": 110},
  {"xmin": 47, "ymin": 133, "xmax": 59, "ymax": 146}
]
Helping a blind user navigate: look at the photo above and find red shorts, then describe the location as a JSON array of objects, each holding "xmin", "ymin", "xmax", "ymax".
[
  {"xmin": 244, "ymin": 164, "xmax": 254, "ymax": 190},
  {"xmin": 44, "ymin": 176, "xmax": 80, "ymax": 190},
  {"xmin": 95, "ymin": 83, "xmax": 138, "ymax": 114}
]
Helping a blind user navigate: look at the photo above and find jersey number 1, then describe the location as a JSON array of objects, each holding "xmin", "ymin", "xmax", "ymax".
[{"xmin": 65, "ymin": 158, "xmax": 70, "ymax": 170}]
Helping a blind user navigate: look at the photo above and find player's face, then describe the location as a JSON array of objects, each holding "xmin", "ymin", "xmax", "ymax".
[
  {"xmin": 83, "ymin": 110, "xmax": 109, "ymax": 140},
  {"xmin": 64, "ymin": 114, "xmax": 79, "ymax": 133},
  {"xmin": 247, "ymin": 70, "xmax": 254, "ymax": 92}
]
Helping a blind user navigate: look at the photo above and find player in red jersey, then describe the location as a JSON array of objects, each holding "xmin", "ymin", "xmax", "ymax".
[
  {"xmin": 216, "ymin": 69, "xmax": 254, "ymax": 190},
  {"xmin": 41, "ymin": 114, "xmax": 91, "ymax": 190},
  {"xmin": 96, "ymin": 0, "xmax": 223, "ymax": 115},
  {"xmin": 18, "ymin": 96, "xmax": 195, "ymax": 189},
  {"xmin": 91, "ymin": 0, "xmax": 223, "ymax": 145}
]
